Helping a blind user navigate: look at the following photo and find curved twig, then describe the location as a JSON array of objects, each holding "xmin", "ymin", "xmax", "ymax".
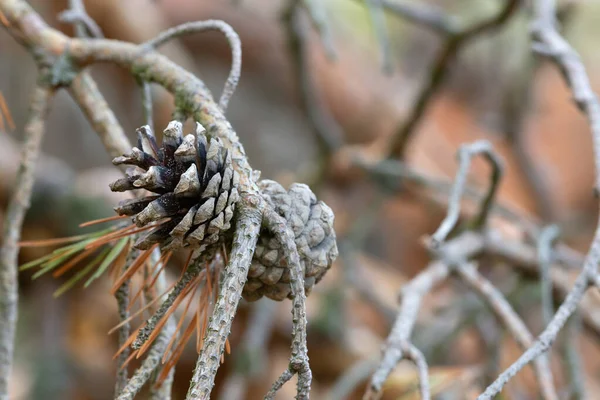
[
  {"xmin": 430, "ymin": 140, "xmax": 503, "ymax": 247},
  {"xmin": 142, "ymin": 20, "xmax": 242, "ymax": 112}
]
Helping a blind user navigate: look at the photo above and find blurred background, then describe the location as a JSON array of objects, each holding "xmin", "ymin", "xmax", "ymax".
[{"xmin": 2, "ymin": 0, "xmax": 600, "ymax": 398}]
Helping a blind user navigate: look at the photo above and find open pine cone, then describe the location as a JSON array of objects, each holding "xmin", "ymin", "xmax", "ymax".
[
  {"xmin": 243, "ymin": 180, "xmax": 338, "ymax": 301},
  {"xmin": 110, "ymin": 121, "xmax": 238, "ymax": 254}
]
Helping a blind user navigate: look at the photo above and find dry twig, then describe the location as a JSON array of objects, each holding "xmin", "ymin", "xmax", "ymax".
[
  {"xmin": 388, "ymin": 0, "xmax": 519, "ymax": 158},
  {"xmin": 284, "ymin": 1, "xmax": 344, "ymax": 154},
  {"xmin": 0, "ymin": 84, "xmax": 53, "ymax": 400},
  {"xmin": 476, "ymin": 0, "xmax": 600, "ymax": 396},
  {"xmin": 142, "ymin": 20, "xmax": 241, "ymax": 112}
]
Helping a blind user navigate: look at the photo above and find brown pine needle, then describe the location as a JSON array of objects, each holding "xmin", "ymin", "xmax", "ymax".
[
  {"xmin": 163, "ymin": 289, "xmax": 196, "ymax": 363},
  {"xmin": 111, "ymin": 245, "xmax": 157, "ymax": 295},
  {"xmin": 19, "ymin": 234, "xmax": 91, "ymax": 247},
  {"xmin": 127, "ymin": 250, "xmax": 171, "ymax": 311},
  {"xmin": 79, "ymin": 214, "xmax": 128, "ymax": 227},
  {"xmin": 109, "ymin": 279, "xmax": 178, "ymax": 335},
  {"xmin": 157, "ymin": 314, "xmax": 198, "ymax": 383},
  {"xmin": 222, "ymin": 244, "xmax": 229, "ymax": 264},
  {"xmin": 52, "ymin": 247, "xmax": 95, "ymax": 278},
  {"xmin": 0, "ymin": 92, "xmax": 15, "ymax": 131},
  {"xmin": 199, "ymin": 304, "xmax": 209, "ymax": 351},
  {"xmin": 109, "ymin": 239, "xmax": 132, "ymax": 281},
  {"xmin": 84, "ymin": 224, "xmax": 142, "ymax": 250},
  {"xmin": 195, "ymin": 293, "xmax": 204, "ymax": 352},
  {"xmin": 206, "ymin": 261, "xmax": 213, "ymax": 296},
  {"xmin": 136, "ymin": 275, "xmax": 201, "ymax": 358}
]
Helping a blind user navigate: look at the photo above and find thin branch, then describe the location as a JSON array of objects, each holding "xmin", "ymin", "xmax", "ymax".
[
  {"xmin": 140, "ymin": 81, "xmax": 154, "ymax": 132},
  {"xmin": 262, "ymin": 206, "xmax": 312, "ymax": 400},
  {"xmin": 430, "ymin": 140, "xmax": 503, "ymax": 247},
  {"xmin": 58, "ymin": 0, "xmax": 103, "ymax": 39},
  {"xmin": 142, "ymin": 20, "xmax": 241, "ymax": 112},
  {"xmin": 114, "ymin": 249, "xmax": 136, "ymax": 396},
  {"xmin": 363, "ymin": 232, "xmax": 484, "ymax": 400},
  {"xmin": 401, "ymin": 343, "xmax": 431, "ymax": 400},
  {"xmin": 186, "ymin": 199, "xmax": 263, "ymax": 400},
  {"xmin": 365, "ymin": 0, "xmax": 393, "ymax": 73},
  {"xmin": 0, "ymin": 84, "xmax": 54, "ymax": 399},
  {"xmin": 456, "ymin": 262, "xmax": 557, "ymax": 400},
  {"xmin": 69, "ymin": 73, "xmax": 132, "ymax": 160},
  {"xmin": 538, "ymin": 225, "xmax": 560, "ymax": 325},
  {"xmin": 265, "ymin": 370, "xmax": 294, "ymax": 399},
  {"xmin": 388, "ymin": 0, "xmax": 519, "ymax": 158},
  {"xmin": 561, "ymin": 313, "xmax": 586, "ymax": 399},
  {"xmin": 283, "ymin": 1, "xmax": 344, "ymax": 154},
  {"xmin": 147, "ymin": 248, "xmax": 175, "ymax": 400},
  {"xmin": 478, "ymin": 0, "xmax": 600, "ymax": 395}
]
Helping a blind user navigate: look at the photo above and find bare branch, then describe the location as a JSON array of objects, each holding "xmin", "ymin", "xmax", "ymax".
[
  {"xmin": 364, "ymin": 233, "xmax": 483, "ymax": 399},
  {"xmin": 142, "ymin": 20, "xmax": 241, "ymax": 112},
  {"xmin": 561, "ymin": 313, "xmax": 586, "ymax": 399},
  {"xmin": 477, "ymin": 0, "xmax": 600, "ymax": 395},
  {"xmin": 538, "ymin": 225, "xmax": 560, "ymax": 325},
  {"xmin": 58, "ymin": 0, "xmax": 103, "ymax": 39},
  {"xmin": 401, "ymin": 343, "xmax": 431, "ymax": 400},
  {"xmin": 0, "ymin": 84, "xmax": 54, "ymax": 399},
  {"xmin": 69, "ymin": 73, "xmax": 132, "ymax": 160},
  {"xmin": 388, "ymin": 0, "xmax": 519, "ymax": 158},
  {"xmin": 456, "ymin": 262, "xmax": 557, "ymax": 400},
  {"xmin": 430, "ymin": 140, "xmax": 503, "ymax": 247},
  {"xmin": 262, "ymin": 206, "xmax": 311, "ymax": 400},
  {"xmin": 140, "ymin": 82, "xmax": 154, "ymax": 132},
  {"xmin": 114, "ymin": 250, "xmax": 136, "ymax": 396},
  {"xmin": 284, "ymin": 2, "xmax": 344, "ymax": 154}
]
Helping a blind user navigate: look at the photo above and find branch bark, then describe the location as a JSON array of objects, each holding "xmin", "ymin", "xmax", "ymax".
[
  {"xmin": 0, "ymin": 84, "xmax": 54, "ymax": 400},
  {"xmin": 186, "ymin": 197, "xmax": 263, "ymax": 399}
]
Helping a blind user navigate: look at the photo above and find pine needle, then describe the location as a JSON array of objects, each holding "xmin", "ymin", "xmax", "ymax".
[
  {"xmin": 84, "ymin": 237, "xmax": 129, "ymax": 287},
  {"xmin": 79, "ymin": 214, "xmax": 129, "ymax": 227}
]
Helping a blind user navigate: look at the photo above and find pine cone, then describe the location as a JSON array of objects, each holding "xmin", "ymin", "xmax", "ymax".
[
  {"xmin": 243, "ymin": 180, "xmax": 338, "ymax": 301},
  {"xmin": 110, "ymin": 121, "xmax": 239, "ymax": 254}
]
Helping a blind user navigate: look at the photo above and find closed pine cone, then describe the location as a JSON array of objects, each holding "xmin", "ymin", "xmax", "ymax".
[{"xmin": 243, "ymin": 180, "xmax": 338, "ymax": 301}]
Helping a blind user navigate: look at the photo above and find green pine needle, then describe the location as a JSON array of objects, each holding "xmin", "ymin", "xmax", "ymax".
[
  {"xmin": 84, "ymin": 237, "xmax": 130, "ymax": 288},
  {"xmin": 53, "ymin": 247, "xmax": 111, "ymax": 298}
]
